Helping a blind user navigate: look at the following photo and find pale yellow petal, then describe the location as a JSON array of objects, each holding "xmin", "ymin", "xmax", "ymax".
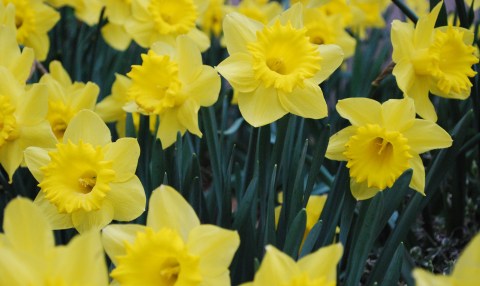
[
  {"xmin": 188, "ymin": 225, "xmax": 240, "ymax": 281},
  {"xmin": 103, "ymin": 138, "xmax": 140, "ymax": 182},
  {"xmin": 0, "ymin": 67, "xmax": 23, "ymax": 100},
  {"xmin": 177, "ymin": 99, "xmax": 202, "ymax": 137},
  {"xmin": 186, "ymin": 28, "xmax": 211, "ymax": 52},
  {"xmin": 452, "ymin": 233, "xmax": 480, "ymax": 284},
  {"xmin": 409, "ymin": 154, "xmax": 425, "ymax": 195},
  {"xmin": 223, "ymin": 12, "xmax": 263, "ymax": 54},
  {"xmin": 3, "ymin": 197, "xmax": 55, "ymax": 255},
  {"xmin": 106, "ymin": 176, "xmax": 146, "ymax": 222},
  {"xmin": 0, "ymin": 138, "xmax": 22, "ymax": 182},
  {"xmin": 305, "ymin": 195, "xmax": 327, "ymax": 231},
  {"xmin": 15, "ymin": 83, "xmax": 49, "ymax": 125},
  {"xmin": 24, "ymin": 147, "xmax": 51, "ymax": 182},
  {"xmin": 381, "ymin": 98, "xmax": 415, "ymax": 131},
  {"xmin": 390, "ymin": 20, "xmax": 414, "ymax": 63},
  {"xmin": 102, "ymin": 224, "xmax": 147, "ymax": 265},
  {"xmin": 237, "ymin": 85, "xmax": 287, "ymax": 127},
  {"xmin": 49, "ymin": 61, "xmax": 72, "ymax": 87},
  {"xmin": 0, "ymin": 24, "xmax": 19, "ymax": 69},
  {"xmin": 413, "ymin": 268, "xmax": 452, "ymax": 286},
  {"xmin": 19, "ymin": 123, "xmax": 57, "ymax": 152},
  {"xmin": 278, "ymin": 82, "xmax": 327, "ymax": 119},
  {"xmin": 350, "ymin": 179, "xmax": 381, "ymax": 200},
  {"xmin": 326, "ymin": 126, "xmax": 356, "ymax": 161},
  {"xmin": 414, "ymin": 3, "xmax": 442, "ymax": 49},
  {"xmin": 336, "ymin": 98, "xmax": 382, "ymax": 126},
  {"xmin": 34, "ymin": 191, "xmax": 74, "ymax": 229},
  {"xmin": 124, "ymin": 19, "xmax": 155, "ymax": 48},
  {"xmin": 177, "ymin": 35, "xmax": 203, "ymax": 82},
  {"xmin": 0, "ymin": 249, "xmax": 39, "ymax": 285},
  {"xmin": 407, "ymin": 79, "xmax": 437, "ymax": 121},
  {"xmin": 10, "ymin": 48, "xmax": 34, "ymax": 84},
  {"xmin": 185, "ymin": 65, "xmax": 221, "ymax": 107},
  {"xmin": 71, "ymin": 202, "xmax": 115, "ymax": 233},
  {"xmin": 95, "ymin": 95, "xmax": 125, "ymax": 123},
  {"xmin": 311, "ymin": 44, "xmax": 344, "ymax": 84},
  {"xmin": 157, "ymin": 109, "xmax": 186, "ymax": 149},
  {"xmin": 24, "ymin": 32, "xmax": 50, "ymax": 61},
  {"xmin": 63, "ymin": 110, "xmax": 112, "ymax": 146},
  {"xmin": 147, "ymin": 185, "xmax": 200, "ymax": 241},
  {"xmin": 216, "ymin": 53, "xmax": 257, "ymax": 93},
  {"xmin": 254, "ymin": 245, "xmax": 298, "ymax": 284},
  {"xmin": 392, "ymin": 59, "xmax": 415, "ymax": 93},
  {"xmin": 298, "ymin": 243, "xmax": 342, "ymax": 282},
  {"xmin": 277, "ymin": 2, "xmax": 303, "ymax": 29},
  {"xmin": 70, "ymin": 82, "xmax": 99, "ymax": 110},
  {"xmin": 402, "ymin": 119, "xmax": 452, "ymax": 154}
]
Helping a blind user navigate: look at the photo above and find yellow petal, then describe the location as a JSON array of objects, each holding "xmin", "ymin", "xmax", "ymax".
[
  {"xmin": 10, "ymin": 47, "xmax": 34, "ymax": 84},
  {"xmin": 0, "ymin": 25, "xmax": 20, "ymax": 69},
  {"xmin": 237, "ymin": 85, "xmax": 287, "ymax": 127},
  {"xmin": 34, "ymin": 191, "xmax": 74, "ymax": 229},
  {"xmin": 188, "ymin": 225, "xmax": 240, "ymax": 281},
  {"xmin": 185, "ymin": 65, "xmax": 221, "ymax": 106},
  {"xmin": 102, "ymin": 224, "xmax": 147, "ymax": 265},
  {"xmin": 390, "ymin": 20, "xmax": 414, "ymax": 63},
  {"xmin": 71, "ymin": 202, "xmax": 115, "ymax": 233},
  {"xmin": 147, "ymin": 185, "xmax": 200, "ymax": 241},
  {"xmin": 381, "ymin": 98, "xmax": 415, "ymax": 131},
  {"xmin": 0, "ymin": 67, "xmax": 23, "ymax": 100},
  {"xmin": 103, "ymin": 138, "xmax": 140, "ymax": 182},
  {"xmin": 409, "ymin": 154, "xmax": 425, "ymax": 195},
  {"xmin": 0, "ymin": 248, "xmax": 39, "ymax": 285},
  {"xmin": 186, "ymin": 28, "xmax": 211, "ymax": 53},
  {"xmin": 106, "ymin": 176, "xmax": 146, "ymax": 222},
  {"xmin": 278, "ymin": 81, "xmax": 328, "ymax": 119},
  {"xmin": 414, "ymin": 2, "xmax": 442, "ymax": 49},
  {"xmin": 305, "ymin": 195, "xmax": 327, "ymax": 231},
  {"xmin": 124, "ymin": 19, "xmax": 154, "ymax": 48},
  {"xmin": 3, "ymin": 197, "xmax": 55, "ymax": 255},
  {"xmin": 70, "ymin": 82, "xmax": 100, "ymax": 110},
  {"xmin": 223, "ymin": 12, "xmax": 263, "ymax": 54},
  {"xmin": 413, "ymin": 268, "xmax": 452, "ymax": 286},
  {"xmin": 216, "ymin": 53, "xmax": 258, "ymax": 93},
  {"xmin": 312, "ymin": 44, "xmax": 344, "ymax": 84},
  {"xmin": 407, "ymin": 79, "xmax": 437, "ymax": 121},
  {"xmin": 402, "ymin": 119, "xmax": 452, "ymax": 154},
  {"xmin": 24, "ymin": 147, "xmax": 51, "ymax": 182},
  {"xmin": 298, "ymin": 243, "xmax": 343, "ymax": 283},
  {"xmin": 25, "ymin": 33, "xmax": 50, "ymax": 61},
  {"xmin": 63, "ymin": 110, "xmax": 112, "ymax": 146},
  {"xmin": 0, "ymin": 138, "xmax": 22, "ymax": 182},
  {"xmin": 276, "ymin": 2, "xmax": 303, "ymax": 29},
  {"xmin": 178, "ymin": 99, "xmax": 202, "ymax": 137},
  {"xmin": 452, "ymin": 233, "xmax": 480, "ymax": 284},
  {"xmin": 49, "ymin": 61, "xmax": 72, "ymax": 87},
  {"xmin": 350, "ymin": 179, "xmax": 381, "ymax": 200},
  {"xmin": 254, "ymin": 245, "xmax": 298, "ymax": 284},
  {"xmin": 157, "ymin": 109, "xmax": 186, "ymax": 149},
  {"xmin": 95, "ymin": 95, "xmax": 125, "ymax": 123},
  {"xmin": 177, "ymin": 35, "xmax": 203, "ymax": 82},
  {"xmin": 336, "ymin": 98, "xmax": 382, "ymax": 126},
  {"xmin": 15, "ymin": 83, "xmax": 49, "ymax": 125},
  {"xmin": 326, "ymin": 126, "xmax": 356, "ymax": 161}
]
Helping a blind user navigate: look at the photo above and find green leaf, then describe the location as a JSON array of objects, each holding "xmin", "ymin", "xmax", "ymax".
[
  {"xmin": 283, "ymin": 209, "xmax": 306, "ymax": 259},
  {"xmin": 379, "ymin": 243, "xmax": 404, "ymax": 286}
]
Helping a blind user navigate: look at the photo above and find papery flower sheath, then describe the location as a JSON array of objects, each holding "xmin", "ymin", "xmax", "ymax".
[
  {"xmin": 326, "ymin": 97, "xmax": 452, "ymax": 200},
  {"xmin": 391, "ymin": 2, "xmax": 479, "ymax": 121},
  {"xmin": 413, "ymin": 232, "xmax": 480, "ymax": 285},
  {"xmin": 241, "ymin": 243, "xmax": 343, "ymax": 285},
  {"xmin": 124, "ymin": 36, "xmax": 220, "ymax": 148},
  {"xmin": 216, "ymin": 3, "xmax": 344, "ymax": 127},
  {"xmin": 102, "ymin": 185, "xmax": 240, "ymax": 286},
  {"xmin": 24, "ymin": 110, "xmax": 146, "ymax": 233},
  {"xmin": 0, "ymin": 198, "xmax": 109, "ymax": 285}
]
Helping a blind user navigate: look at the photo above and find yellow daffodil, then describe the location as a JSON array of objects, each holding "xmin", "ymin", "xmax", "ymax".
[
  {"xmin": 349, "ymin": 0, "xmax": 389, "ymax": 37},
  {"xmin": 304, "ymin": 8, "xmax": 356, "ymax": 59},
  {"xmin": 235, "ymin": 0, "xmax": 282, "ymax": 25},
  {"xmin": 326, "ymin": 97, "xmax": 452, "ymax": 200},
  {"xmin": 124, "ymin": 36, "xmax": 220, "ymax": 148},
  {"xmin": 4, "ymin": 0, "xmax": 59, "ymax": 61},
  {"xmin": 24, "ymin": 110, "xmax": 146, "ymax": 233},
  {"xmin": 0, "ymin": 25, "xmax": 56, "ymax": 182},
  {"xmin": 198, "ymin": 0, "xmax": 228, "ymax": 38},
  {"xmin": 242, "ymin": 243, "xmax": 343, "ymax": 285},
  {"xmin": 413, "ymin": 232, "xmax": 480, "ymax": 285},
  {"xmin": 216, "ymin": 3, "xmax": 344, "ymax": 127},
  {"xmin": 40, "ymin": 60, "xmax": 100, "ymax": 141},
  {"xmin": 47, "ymin": 0, "xmax": 104, "ymax": 26},
  {"xmin": 102, "ymin": 185, "xmax": 240, "ymax": 286},
  {"xmin": 95, "ymin": 73, "xmax": 157, "ymax": 137},
  {"xmin": 391, "ymin": 2, "xmax": 479, "ymax": 121},
  {"xmin": 101, "ymin": 0, "xmax": 133, "ymax": 50},
  {"xmin": 317, "ymin": 0, "xmax": 356, "ymax": 27},
  {"xmin": 0, "ymin": 197, "xmax": 109, "ymax": 285},
  {"xmin": 125, "ymin": 0, "xmax": 210, "ymax": 51}
]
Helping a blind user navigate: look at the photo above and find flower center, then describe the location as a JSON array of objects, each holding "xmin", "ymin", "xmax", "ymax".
[
  {"xmin": 47, "ymin": 100, "xmax": 76, "ymax": 141},
  {"xmin": 111, "ymin": 227, "xmax": 202, "ymax": 286},
  {"xmin": 39, "ymin": 141, "xmax": 116, "ymax": 213},
  {"xmin": 343, "ymin": 124, "xmax": 412, "ymax": 190},
  {"xmin": 127, "ymin": 51, "xmax": 184, "ymax": 115},
  {"xmin": 305, "ymin": 21, "xmax": 337, "ymax": 46},
  {"xmin": 429, "ymin": 26, "xmax": 478, "ymax": 95},
  {"xmin": 148, "ymin": 0, "xmax": 198, "ymax": 35},
  {"xmin": 247, "ymin": 20, "xmax": 322, "ymax": 92},
  {"xmin": 0, "ymin": 95, "xmax": 19, "ymax": 147},
  {"xmin": 5, "ymin": 0, "xmax": 35, "ymax": 43}
]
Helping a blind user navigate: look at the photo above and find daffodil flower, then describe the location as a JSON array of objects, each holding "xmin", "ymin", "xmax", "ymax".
[
  {"xmin": 102, "ymin": 185, "xmax": 240, "ymax": 286},
  {"xmin": 241, "ymin": 243, "xmax": 343, "ymax": 285},
  {"xmin": 124, "ymin": 36, "xmax": 220, "ymax": 149},
  {"xmin": 24, "ymin": 110, "xmax": 146, "ymax": 233},
  {"xmin": 46, "ymin": 0, "xmax": 104, "ymax": 26},
  {"xmin": 0, "ymin": 198, "xmax": 109, "ymax": 285},
  {"xmin": 326, "ymin": 97, "xmax": 452, "ymax": 200},
  {"xmin": 391, "ymin": 2, "xmax": 479, "ymax": 121},
  {"xmin": 101, "ymin": 0, "xmax": 133, "ymax": 50},
  {"xmin": 216, "ymin": 3, "xmax": 344, "ymax": 127},
  {"xmin": 413, "ymin": 232, "xmax": 480, "ymax": 285}
]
